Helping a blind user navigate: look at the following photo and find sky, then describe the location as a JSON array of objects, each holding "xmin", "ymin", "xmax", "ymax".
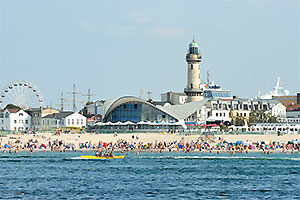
[{"xmin": 0, "ymin": 0, "xmax": 299, "ymax": 110}]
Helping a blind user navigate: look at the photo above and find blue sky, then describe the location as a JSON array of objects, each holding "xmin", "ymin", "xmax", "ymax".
[{"xmin": 0, "ymin": 0, "xmax": 299, "ymax": 110}]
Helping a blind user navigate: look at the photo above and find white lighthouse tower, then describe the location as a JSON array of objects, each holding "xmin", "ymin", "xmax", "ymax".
[{"xmin": 184, "ymin": 39, "xmax": 204, "ymax": 102}]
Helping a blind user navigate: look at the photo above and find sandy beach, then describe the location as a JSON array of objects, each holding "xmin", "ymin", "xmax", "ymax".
[{"xmin": 1, "ymin": 132, "xmax": 300, "ymax": 149}]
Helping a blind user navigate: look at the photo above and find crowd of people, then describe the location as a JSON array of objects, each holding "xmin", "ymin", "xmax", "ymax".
[{"xmin": 0, "ymin": 134, "xmax": 300, "ymax": 154}]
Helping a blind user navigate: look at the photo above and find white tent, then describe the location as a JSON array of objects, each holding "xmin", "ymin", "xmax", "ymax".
[
  {"xmin": 137, "ymin": 121, "xmax": 147, "ymax": 125},
  {"xmin": 95, "ymin": 122, "xmax": 104, "ymax": 126},
  {"xmin": 124, "ymin": 121, "xmax": 135, "ymax": 125},
  {"xmin": 171, "ymin": 121, "xmax": 181, "ymax": 126},
  {"xmin": 104, "ymin": 122, "xmax": 113, "ymax": 126},
  {"xmin": 150, "ymin": 121, "xmax": 158, "ymax": 125},
  {"xmin": 145, "ymin": 121, "xmax": 153, "ymax": 125}
]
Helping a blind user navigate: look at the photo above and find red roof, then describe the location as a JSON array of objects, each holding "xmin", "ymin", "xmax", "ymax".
[
  {"xmin": 286, "ymin": 104, "xmax": 300, "ymax": 111},
  {"xmin": 6, "ymin": 109, "xmax": 20, "ymax": 113}
]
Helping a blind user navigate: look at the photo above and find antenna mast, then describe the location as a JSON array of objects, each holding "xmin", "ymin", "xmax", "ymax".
[
  {"xmin": 207, "ymin": 71, "xmax": 210, "ymax": 85},
  {"xmin": 147, "ymin": 90, "xmax": 152, "ymax": 101},
  {"xmin": 140, "ymin": 89, "xmax": 143, "ymax": 100}
]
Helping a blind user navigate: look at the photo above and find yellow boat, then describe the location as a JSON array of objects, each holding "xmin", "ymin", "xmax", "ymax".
[{"xmin": 80, "ymin": 154, "xmax": 125, "ymax": 160}]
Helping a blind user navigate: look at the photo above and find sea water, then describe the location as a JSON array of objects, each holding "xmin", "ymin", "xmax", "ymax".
[{"xmin": 0, "ymin": 151, "xmax": 300, "ymax": 199}]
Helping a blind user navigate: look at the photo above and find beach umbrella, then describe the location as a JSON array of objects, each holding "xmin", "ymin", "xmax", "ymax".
[
  {"xmin": 4, "ymin": 144, "xmax": 11, "ymax": 148},
  {"xmin": 199, "ymin": 124, "xmax": 207, "ymax": 128},
  {"xmin": 208, "ymin": 124, "xmax": 218, "ymax": 127}
]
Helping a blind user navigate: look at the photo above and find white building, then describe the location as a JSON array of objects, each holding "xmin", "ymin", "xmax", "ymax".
[
  {"xmin": 0, "ymin": 109, "xmax": 31, "ymax": 131},
  {"xmin": 64, "ymin": 113, "xmax": 87, "ymax": 128},
  {"xmin": 41, "ymin": 112, "xmax": 87, "ymax": 129},
  {"xmin": 271, "ymin": 103, "xmax": 286, "ymax": 118},
  {"xmin": 205, "ymin": 100, "xmax": 232, "ymax": 125}
]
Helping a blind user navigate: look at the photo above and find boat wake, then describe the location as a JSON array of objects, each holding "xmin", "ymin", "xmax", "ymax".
[{"xmin": 64, "ymin": 157, "xmax": 85, "ymax": 160}]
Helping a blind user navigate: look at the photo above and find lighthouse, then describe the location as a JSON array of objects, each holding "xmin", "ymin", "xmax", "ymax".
[{"xmin": 184, "ymin": 39, "xmax": 204, "ymax": 102}]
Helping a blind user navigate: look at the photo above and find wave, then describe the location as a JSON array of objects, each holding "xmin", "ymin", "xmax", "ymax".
[{"xmin": 135, "ymin": 155, "xmax": 300, "ymax": 161}]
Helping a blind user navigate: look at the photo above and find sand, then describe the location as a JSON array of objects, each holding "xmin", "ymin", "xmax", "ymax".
[{"xmin": 1, "ymin": 132, "xmax": 300, "ymax": 147}]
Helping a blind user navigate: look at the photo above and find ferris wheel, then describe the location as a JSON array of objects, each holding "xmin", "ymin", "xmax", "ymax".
[{"xmin": 0, "ymin": 80, "xmax": 44, "ymax": 109}]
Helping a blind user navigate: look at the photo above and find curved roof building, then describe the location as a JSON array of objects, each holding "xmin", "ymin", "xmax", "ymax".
[{"xmin": 103, "ymin": 96, "xmax": 207, "ymax": 126}]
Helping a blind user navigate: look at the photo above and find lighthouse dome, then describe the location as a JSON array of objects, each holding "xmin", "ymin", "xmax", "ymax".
[
  {"xmin": 189, "ymin": 40, "xmax": 199, "ymax": 48},
  {"xmin": 188, "ymin": 40, "xmax": 200, "ymax": 54}
]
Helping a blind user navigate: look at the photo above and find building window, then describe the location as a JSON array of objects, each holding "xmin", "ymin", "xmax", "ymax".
[
  {"xmin": 19, "ymin": 120, "xmax": 24, "ymax": 123},
  {"xmin": 216, "ymin": 113, "xmax": 218, "ymax": 117},
  {"xmin": 213, "ymin": 104, "xmax": 217, "ymax": 110},
  {"xmin": 68, "ymin": 119, "xmax": 70, "ymax": 125},
  {"xmin": 72, "ymin": 119, "xmax": 74, "ymax": 125},
  {"xmin": 14, "ymin": 120, "xmax": 17, "ymax": 123},
  {"xmin": 191, "ymin": 64, "xmax": 193, "ymax": 69},
  {"xmin": 208, "ymin": 111, "xmax": 212, "ymax": 117},
  {"xmin": 190, "ymin": 83, "xmax": 193, "ymax": 89},
  {"xmin": 234, "ymin": 105, "xmax": 238, "ymax": 110},
  {"xmin": 134, "ymin": 104, "xmax": 138, "ymax": 109},
  {"xmin": 244, "ymin": 113, "xmax": 246, "ymax": 117},
  {"xmin": 81, "ymin": 119, "xmax": 83, "ymax": 125},
  {"xmin": 77, "ymin": 119, "xmax": 79, "ymax": 125}
]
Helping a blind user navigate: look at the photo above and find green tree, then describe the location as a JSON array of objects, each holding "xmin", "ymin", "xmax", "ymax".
[
  {"xmin": 219, "ymin": 124, "xmax": 229, "ymax": 132},
  {"xmin": 249, "ymin": 110, "xmax": 278, "ymax": 123},
  {"xmin": 234, "ymin": 117, "xmax": 245, "ymax": 126}
]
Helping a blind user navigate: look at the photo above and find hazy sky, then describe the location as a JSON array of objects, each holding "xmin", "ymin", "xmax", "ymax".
[{"xmin": 0, "ymin": 0, "xmax": 299, "ymax": 110}]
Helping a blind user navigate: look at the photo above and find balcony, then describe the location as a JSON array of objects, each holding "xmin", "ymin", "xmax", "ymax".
[{"xmin": 186, "ymin": 54, "xmax": 202, "ymax": 62}]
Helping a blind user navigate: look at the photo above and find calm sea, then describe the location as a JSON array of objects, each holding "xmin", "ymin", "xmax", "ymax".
[{"xmin": 0, "ymin": 151, "xmax": 299, "ymax": 199}]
